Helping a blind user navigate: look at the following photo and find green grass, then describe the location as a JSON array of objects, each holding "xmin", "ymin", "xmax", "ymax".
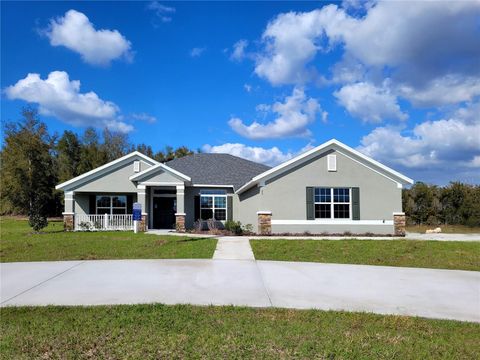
[
  {"xmin": 1, "ymin": 305, "xmax": 478, "ymax": 359},
  {"xmin": 0, "ymin": 217, "xmax": 217, "ymax": 262},
  {"xmin": 406, "ymin": 224, "xmax": 480, "ymax": 234},
  {"xmin": 251, "ymin": 239, "xmax": 480, "ymax": 271}
]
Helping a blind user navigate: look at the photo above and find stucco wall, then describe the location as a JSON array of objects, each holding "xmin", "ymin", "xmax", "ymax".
[
  {"xmin": 234, "ymin": 149, "xmax": 402, "ymax": 234},
  {"xmin": 140, "ymin": 169, "xmax": 185, "ymax": 184},
  {"xmin": 70, "ymin": 158, "xmax": 154, "ymax": 193}
]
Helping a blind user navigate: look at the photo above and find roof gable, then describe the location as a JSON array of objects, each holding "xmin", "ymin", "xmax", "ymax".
[
  {"xmin": 129, "ymin": 163, "xmax": 191, "ymax": 182},
  {"xmin": 236, "ymin": 139, "xmax": 413, "ymax": 194},
  {"xmin": 55, "ymin": 151, "xmax": 158, "ymax": 191}
]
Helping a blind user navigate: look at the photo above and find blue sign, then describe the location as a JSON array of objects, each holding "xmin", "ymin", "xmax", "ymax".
[{"xmin": 132, "ymin": 202, "xmax": 142, "ymax": 221}]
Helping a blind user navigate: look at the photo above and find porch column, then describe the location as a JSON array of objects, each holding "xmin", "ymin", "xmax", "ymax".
[
  {"xmin": 137, "ymin": 185, "xmax": 148, "ymax": 232},
  {"xmin": 175, "ymin": 184, "xmax": 186, "ymax": 232},
  {"xmin": 63, "ymin": 191, "xmax": 75, "ymax": 231}
]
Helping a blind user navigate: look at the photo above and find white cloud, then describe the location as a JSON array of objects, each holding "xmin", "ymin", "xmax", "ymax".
[
  {"xmin": 131, "ymin": 112, "xmax": 157, "ymax": 124},
  {"xmin": 398, "ymin": 75, "xmax": 480, "ymax": 107},
  {"xmin": 5, "ymin": 71, "xmax": 133, "ymax": 133},
  {"xmin": 334, "ymin": 82, "xmax": 408, "ymax": 123},
  {"xmin": 253, "ymin": 2, "xmax": 480, "ymax": 106},
  {"xmin": 244, "ymin": 84, "xmax": 252, "ymax": 92},
  {"xmin": 230, "ymin": 39, "xmax": 249, "ymax": 61},
  {"xmin": 203, "ymin": 143, "xmax": 294, "ymax": 166},
  {"xmin": 229, "ymin": 87, "xmax": 321, "ymax": 139},
  {"xmin": 357, "ymin": 102, "xmax": 480, "ymax": 170},
  {"xmin": 147, "ymin": 1, "xmax": 176, "ymax": 23},
  {"xmin": 45, "ymin": 9, "xmax": 132, "ymax": 66},
  {"xmin": 190, "ymin": 47, "xmax": 206, "ymax": 57}
]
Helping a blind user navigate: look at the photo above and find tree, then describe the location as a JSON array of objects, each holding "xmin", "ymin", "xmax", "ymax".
[
  {"xmin": 77, "ymin": 128, "xmax": 105, "ymax": 173},
  {"xmin": 56, "ymin": 130, "xmax": 81, "ymax": 183},
  {"xmin": 102, "ymin": 128, "xmax": 131, "ymax": 162},
  {"xmin": 135, "ymin": 143, "xmax": 154, "ymax": 158},
  {"xmin": 1, "ymin": 108, "xmax": 56, "ymax": 230}
]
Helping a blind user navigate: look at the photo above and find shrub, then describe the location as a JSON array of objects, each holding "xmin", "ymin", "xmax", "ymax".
[{"xmin": 225, "ymin": 220, "xmax": 243, "ymax": 235}]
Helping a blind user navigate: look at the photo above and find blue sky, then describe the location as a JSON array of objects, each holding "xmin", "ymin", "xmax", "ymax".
[{"xmin": 2, "ymin": 1, "xmax": 480, "ymax": 185}]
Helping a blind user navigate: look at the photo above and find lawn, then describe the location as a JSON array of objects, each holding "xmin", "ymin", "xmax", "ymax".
[
  {"xmin": 251, "ymin": 239, "xmax": 480, "ymax": 271},
  {"xmin": 406, "ymin": 224, "xmax": 480, "ymax": 234},
  {"xmin": 0, "ymin": 217, "xmax": 217, "ymax": 262},
  {"xmin": 1, "ymin": 305, "xmax": 478, "ymax": 359}
]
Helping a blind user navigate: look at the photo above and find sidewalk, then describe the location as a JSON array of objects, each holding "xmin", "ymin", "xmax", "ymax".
[{"xmin": 213, "ymin": 237, "xmax": 255, "ymax": 260}]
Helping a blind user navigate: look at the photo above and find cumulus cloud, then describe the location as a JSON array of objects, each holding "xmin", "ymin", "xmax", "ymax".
[
  {"xmin": 147, "ymin": 1, "xmax": 176, "ymax": 23},
  {"xmin": 190, "ymin": 47, "xmax": 206, "ymax": 57},
  {"xmin": 254, "ymin": 2, "xmax": 480, "ymax": 106},
  {"xmin": 230, "ymin": 39, "xmax": 249, "ymax": 61},
  {"xmin": 334, "ymin": 82, "xmax": 408, "ymax": 123},
  {"xmin": 357, "ymin": 102, "xmax": 480, "ymax": 171},
  {"xmin": 45, "ymin": 9, "xmax": 132, "ymax": 66},
  {"xmin": 5, "ymin": 71, "xmax": 133, "ymax": 133},
  {"xmin": 228, "ymin": 87, "xmax": 322, "ymax": 139},
  {"xmin": 203, "ymin": 143, "xmax": 294, "ymax": 166},
  {"xmin": 130, "ymin": 112, "xmax": 157, "ymax": 124}
]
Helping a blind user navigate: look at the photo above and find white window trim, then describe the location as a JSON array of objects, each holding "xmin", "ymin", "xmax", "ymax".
[
  {"xmin": 200, "ymin": 194, "xmax": 227, "ymax": 221},
  {"xmin": 96, "ymin": 195, "xmax": 128, "ymax": 215},
  {"xmin": 314, "ymin": 188, "xmax": 351, "ymax": 220}
]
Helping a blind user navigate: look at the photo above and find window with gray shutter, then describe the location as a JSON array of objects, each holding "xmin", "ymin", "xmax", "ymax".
[
  {"xmin": 306, "ymin": 187, "xmax": 314, "ymax": 220},
  {"xmin": 352, "ymin": 187, "xmax": 360, "ymax": 220}
]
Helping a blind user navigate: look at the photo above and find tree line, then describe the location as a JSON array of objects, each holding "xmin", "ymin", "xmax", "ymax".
[
  {"xmin": 1, "ymin": 108, "xmax": 479, "ymax": 230},
  {"xmin": 0, "ymin": 108, "xmax": 195, "ymax": 229},
  {"xmin": 403, "ymin": 182, "xmax": 480, "ymax": 226}
]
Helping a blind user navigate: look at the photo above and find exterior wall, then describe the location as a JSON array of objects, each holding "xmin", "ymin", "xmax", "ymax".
[
  {"xmin": 70, "ymin": 159, "xmax": 153, "ymax": 193},
  {"xmin": 140, "ymin": 169, "xmax": 184, "ymax": 184},
  {"xmin": 235, "ymin": 149, "xmax": 402, "ymax": 234}
]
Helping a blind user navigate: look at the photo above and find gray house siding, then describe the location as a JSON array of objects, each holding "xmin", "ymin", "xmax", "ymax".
[
  {"xmin": 236, "ymin": 149, "xmax": 401, "ymax": 234},
  {"xmin": 70, "ymin": 159, "xmax": 153, "ymax": 193}
]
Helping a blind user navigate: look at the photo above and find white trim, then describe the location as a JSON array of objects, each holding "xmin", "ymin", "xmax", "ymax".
[
  {"xmin": 137, "ymin": 192, "xmax": 146, "ymax": 195},
  {"xmin": 175, "ymin": 213, "xmax": 186, "ymax": 216},
  {"xmin": 129, "ymin": 163, "xmax": 191, "ymax": 182},
  {"xmin": 257, "ymin": 211, "xmax": 272, "ymax": 215},
  {"xmin": 393, "ymin": 212, "xmax": 405, "ymax": 215},
  {"xmin": 236, "ymin": 139, "xmax": 413, "ymax": 194},
  {"xmin": 62, "ymin": 212, "xmax": 75, "ymax": 215},
  {"xmin": 140, "ymin": 182, "xmax": 184, "ymax": 186},
  {"xmin": 133, "ymin": 161, "xmax": 140, "ymax": 172},
  {"xmin": 137, "ymin": 184, "xmax": 146, "ymax": 190},
  {"xmin": 191, "ymin": 184, "xmax": 234, "ymax": 188},
  {"xmin": 56, "ymin": 151, "xmax": 158, "ymax": 190},
  {"xmin": 327, "ymin": 154, "xmax": 337, "ymax": 172},
  {"xmin": 272, "ymin": 219, "xmax": 393, "ymax": 225}
]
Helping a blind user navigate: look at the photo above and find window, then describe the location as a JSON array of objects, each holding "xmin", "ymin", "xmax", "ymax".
[
  {"xmin": 314, "ymin": 188, "xmax": 350, "ymax": 219},
  {"xmin": 200, "ymin": 191, "xmax": 227, "ymax": 221},
  {"xmin": 96, "ymin": 195, "xmax": 127, "ymax": 215}
]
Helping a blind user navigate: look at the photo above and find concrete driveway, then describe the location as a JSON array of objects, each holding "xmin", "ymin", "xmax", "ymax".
[{"xmin": 1, "ymin": 259, "xmax": 479, "ymax": 323}]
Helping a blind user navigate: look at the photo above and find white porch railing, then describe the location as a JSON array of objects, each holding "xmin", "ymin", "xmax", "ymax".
[{"xmin": 74, "ymin": 214, "xmax": 134, "ymax": 231}]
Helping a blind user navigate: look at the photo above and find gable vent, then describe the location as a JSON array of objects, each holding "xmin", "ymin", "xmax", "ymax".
[
  {"xmin": 133, "ymin": 161, "xmax": 140, "ymax": 172},
  {"xmin": 327, "ymin": 154, "xmax": 337, "ymax": 172}
]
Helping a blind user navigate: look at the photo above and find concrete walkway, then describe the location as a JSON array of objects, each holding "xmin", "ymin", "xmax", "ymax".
[
  {"xmin": 213, "ymin": 237, "xmax": 255, "ymax": 260},
  {"xmin": 1, "ymin": 259, "xmax": 479, "ymax": 322}
]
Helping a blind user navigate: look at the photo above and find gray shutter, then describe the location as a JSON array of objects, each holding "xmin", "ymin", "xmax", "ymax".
[
  {"xmin": 227, "ymin": 196, "xmax": 233, "ymax": 221},
  {"xmin": 352, "ymin": 187, "xmax": 360, "ymax": 220},
  {"xmin": 306, "ymin": 187, "xmax": 314, "ymax": 220},
  {"xmin": 194, "ymin": 195, "xmax": 200, "ymax": 221}
]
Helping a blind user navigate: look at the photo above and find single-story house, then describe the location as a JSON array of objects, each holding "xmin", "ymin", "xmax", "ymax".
[{"xmin": 56, "ymin": 139, "xmax": 413, "ymax": 235}]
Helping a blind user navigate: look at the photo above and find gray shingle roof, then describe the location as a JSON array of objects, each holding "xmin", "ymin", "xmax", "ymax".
[{"xmin": 166, "ymin": 153, "xmax": 270, "ymax": 190}]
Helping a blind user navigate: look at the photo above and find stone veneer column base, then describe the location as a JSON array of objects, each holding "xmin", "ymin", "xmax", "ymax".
[
  {"xmin": 175, "ymin": 213, "xmax": 186, "ymax": 232},
  {"xmin": 393, "ymin": 212, "xmax": 406, "ymax": 236},
  {"xmin": 257, "ymin": 211, "xmax": 272, "ymax": 235},
  {"xmin": 139, "ymin": 214, "xmax": 148, "ymax": 232},
  {"xmin": 63, "ymin": 213, "xmax": 74, "ymax": 231}
]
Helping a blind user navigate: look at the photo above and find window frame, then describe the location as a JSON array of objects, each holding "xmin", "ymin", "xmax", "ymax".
[
  {"xmin": 313, "ymin": 187, "xmax": 351, "ymax": 220},
  {"xmin": 199, "ymin": 193, "xmax": 227, "ymax": 221},
  {"xmin": 95, "ymin": 195, "xmax": 128, "ymax": 215}
]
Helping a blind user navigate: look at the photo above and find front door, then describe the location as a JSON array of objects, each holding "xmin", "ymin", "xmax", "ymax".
[{"xmin": 153, "ymin": 197, "xmax": 176, "ymax": 229}]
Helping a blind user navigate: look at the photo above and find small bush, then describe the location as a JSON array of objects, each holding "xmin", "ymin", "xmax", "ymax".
[{"xmin": 225, "ymin": 220, "xmax": 243, "ymax": 235}]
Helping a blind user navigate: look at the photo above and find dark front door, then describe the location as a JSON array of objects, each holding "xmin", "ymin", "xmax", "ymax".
[{"xmin": 153, "ymin": 197, "xmax": 176, "ymax": 229}]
